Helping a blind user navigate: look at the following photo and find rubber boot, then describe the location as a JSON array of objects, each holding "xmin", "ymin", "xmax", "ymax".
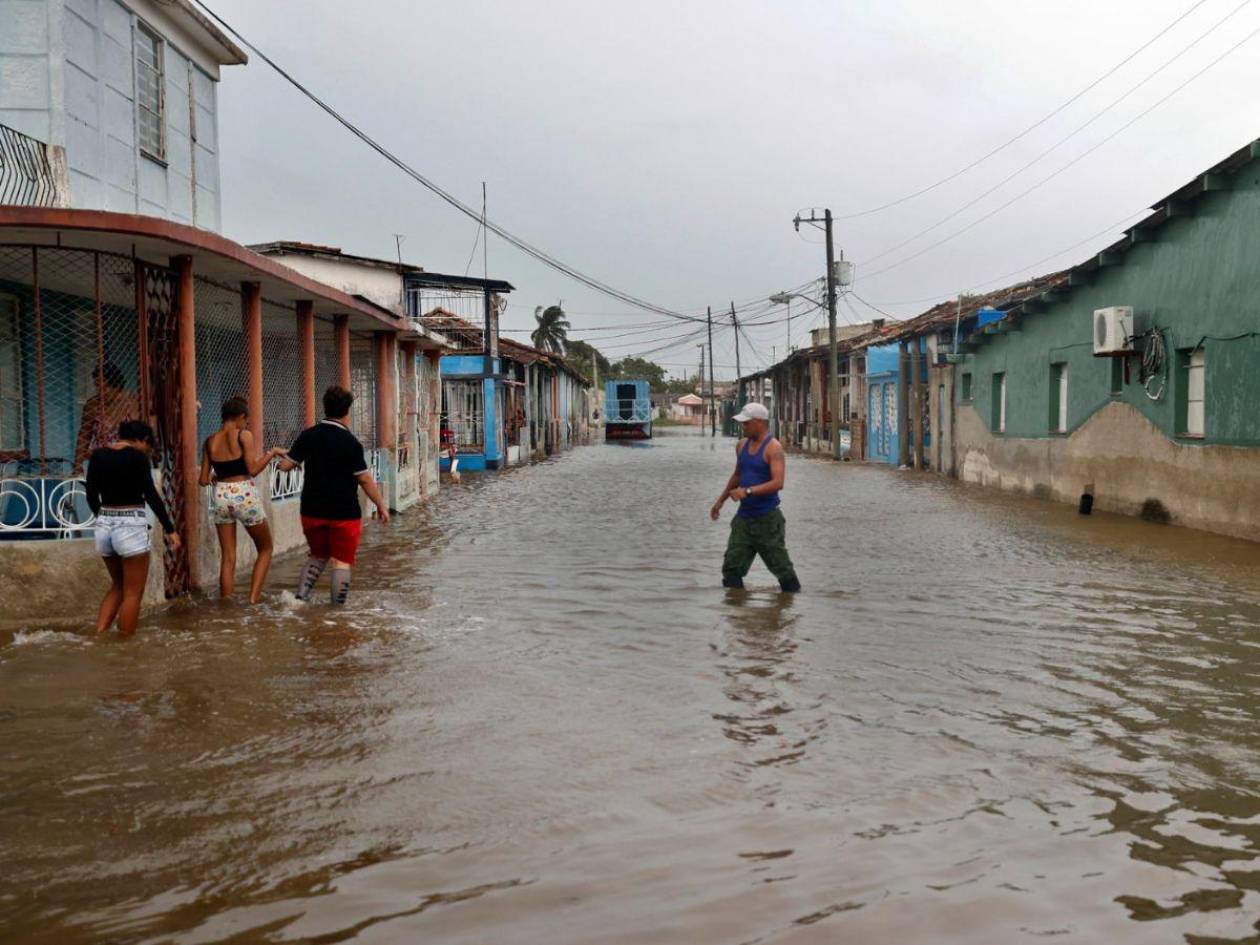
[
  {"xmin": 722, "ymin": 574, "xmax": 746, "ymax": 589},
  {"xmin": 779, "ymin": 576, "xmax": 802, "ymax": 593}
]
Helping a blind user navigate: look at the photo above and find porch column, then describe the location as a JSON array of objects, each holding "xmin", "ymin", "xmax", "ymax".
[
  {"xmin": 374, "ymin": 331, "xmax": 397, "ymax": 450},
  {"xmin": 296, "ymin": 300, "xmax": 316, "ymax": 427},
  {"xmin": 242, "ymin": 281, "xmax": 263, "ymax": 444},
  {"xmin": 897, "ymin": 340, "xmax": 910, "ymax": 467},
  {"xmin": 174, "ymin": 254, "xmax": 198, "ymax": 588},
  {"xmin": 335, "ymin": 314, "xmax": 351, "ymax": 389}
]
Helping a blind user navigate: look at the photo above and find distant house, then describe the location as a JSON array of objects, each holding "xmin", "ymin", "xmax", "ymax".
[{"xmin": 670, "ymin": 392, "xmax": 705, "ymax": 423}]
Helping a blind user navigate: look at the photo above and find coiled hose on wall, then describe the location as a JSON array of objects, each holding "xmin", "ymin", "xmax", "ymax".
[{"xmin": 1143, "ymin": 328, "xmax": 1167, "ymax": 401}]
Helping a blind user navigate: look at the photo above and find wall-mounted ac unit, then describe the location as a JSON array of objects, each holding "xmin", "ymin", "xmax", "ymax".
[{"xmin": 1093, "ymin": 306, "xmax": 1134, "ymax": 355}]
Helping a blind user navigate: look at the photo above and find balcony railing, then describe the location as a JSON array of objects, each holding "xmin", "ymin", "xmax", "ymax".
[
  {"xmin": 0, "ymin": 124, "xmax": 65, "ymax": 207},
  {"xmin": 0, "ymin": 474, "xmax": 95, "ymax": 538},
  {"xmin": 269, "ymin": 459, "xmax": 303, "ymax": 502}
]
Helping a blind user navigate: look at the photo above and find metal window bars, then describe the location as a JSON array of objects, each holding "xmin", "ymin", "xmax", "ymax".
[
  {"xmin": 260, "ymin": 296, "xmax": 304, "ymax": 451},
  {"xmin": 0, "ymin": 124, "xmax": 59, "ymax": 207},
  {"xmin": 193, "ymin": 277, "xmax": 251, "ymax": 447},
  {"xmin": 348, "ymin": 332, "xmax": 377, "ymax": 450},
  {"xmin": 0, "ymin": 245, "xmax": 189, "ymax": 596}
]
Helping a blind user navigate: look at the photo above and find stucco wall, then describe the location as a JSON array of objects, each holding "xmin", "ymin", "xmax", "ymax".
[
  {"xmin": 959, "ymin": 168, "xmax": 1260, "ymax": 447},
  {"xmin": 265, "ymin": 255, "xmax": 404, "ymax": 315},
  {"xmin": 957, "ymin": 400, "xmax": 1260, "ymax": 541}
]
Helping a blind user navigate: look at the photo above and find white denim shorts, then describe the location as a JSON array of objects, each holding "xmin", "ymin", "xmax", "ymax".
[{"xmin": 94, "ymin": 508, "xmax": 151, "ymax": 558}]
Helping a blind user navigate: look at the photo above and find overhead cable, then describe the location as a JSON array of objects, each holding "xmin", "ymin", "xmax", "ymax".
[
  {"xmin": 834, "ymin": 0, "xmax": 1214, "ymax": 220},
  {"xmin": 861, "ymin": 21, "xmax": 1260, "ymax": 281},
  {"xmin": 861, "ymin": 0, "xmax": 1252, "ymax": 268},
  {"xmin": 193, "ymin": 1, "xmax": 711, "ymax": 323}
]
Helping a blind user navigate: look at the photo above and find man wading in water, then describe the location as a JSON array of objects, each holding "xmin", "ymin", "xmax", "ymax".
[{"xmin": 709, "ymin": 403, "xmax": 801, "ymax": 592}]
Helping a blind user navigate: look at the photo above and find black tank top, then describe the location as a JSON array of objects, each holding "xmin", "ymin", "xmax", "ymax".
[{"xmin": 206, "ymin": 432, "xmax": 249, "ymax": 480}]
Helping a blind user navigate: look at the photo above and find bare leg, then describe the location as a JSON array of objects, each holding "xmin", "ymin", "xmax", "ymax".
[
  {"xmin": 244, "ymin": 521, "xmax": 273, "ymax": 604},
  {"xmin": 329, "ymin": 558, "xmax": 353, "ymax": 605},
  {"xmin": 116, "ymin": 553, "xmax": 151, "ymax": 636},
  {"xmin": 216, "ymin": 522, "xmax": 237, "ymax": 599},
  {"xmin": 96, "ymin": 555, "xmax": 124, "ymax": 633}
]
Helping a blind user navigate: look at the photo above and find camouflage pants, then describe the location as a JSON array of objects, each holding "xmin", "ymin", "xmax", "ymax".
[{"xmin": 722, "ymin": 508, "xmax": 798, "ymax": 587}]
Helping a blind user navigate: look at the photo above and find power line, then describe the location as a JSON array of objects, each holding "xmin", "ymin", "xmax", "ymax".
[
  {"xmin": 861, "ymin": 20, "xmax": 1260, "ymax": 282},
  {"xmin": 193, "ymin": 1, "xmax": 712, "ymax": 324},
  {"xmin": 861, "ymin": 0, "xmax": 1252, "ymax": 268},
  {"xmin": 834, "ymin": 0, "xmax": 1214, "ymax": 221}
]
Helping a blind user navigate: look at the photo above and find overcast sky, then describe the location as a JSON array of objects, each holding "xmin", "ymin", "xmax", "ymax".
[{"xmin": 212, "ymin": 0, "xmax": 1260, "ymax": 378}]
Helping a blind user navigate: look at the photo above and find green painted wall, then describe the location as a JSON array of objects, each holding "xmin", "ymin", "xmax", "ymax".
[{"xmin": 958, "ymin": 160, "xmax": 1260, "ymax": 446}]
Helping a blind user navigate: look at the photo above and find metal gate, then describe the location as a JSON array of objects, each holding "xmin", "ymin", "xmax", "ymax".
[{"xmin": 140, "ymin": 262, "xmax": 191, "ymax": 597}]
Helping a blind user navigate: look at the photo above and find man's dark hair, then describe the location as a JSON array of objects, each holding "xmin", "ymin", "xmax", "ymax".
[
  {"xmin": 323, "ymin": 385, "xmax": 353, "ymax": 419},
  {"xmin": 93, "ymin": 361, "xmax": 125, "ymax": 390},
  {"xmin": 221, "ymin": 396, "xmax": 249, "ymax": 422},
  {"xmin": 118, "ymin": 419, "xmax": 156, "ymax": 448}
]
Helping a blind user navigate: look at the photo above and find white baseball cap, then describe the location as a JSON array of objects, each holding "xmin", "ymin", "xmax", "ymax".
[{"xmin": 732, "ymin": 403, "xmax": 769, "ymax": 422}]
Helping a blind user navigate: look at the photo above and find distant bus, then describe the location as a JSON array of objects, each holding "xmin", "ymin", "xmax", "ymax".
[{"xmin": 604, "ymin": 380, "xmax": 652, "ymax": 440}]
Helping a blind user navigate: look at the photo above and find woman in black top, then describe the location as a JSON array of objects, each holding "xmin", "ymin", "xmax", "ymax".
[
  {"xmin": 198, "ymin": 397, "xmax": 286, "ymax": 603},
  {"xmin": 85, "ymin": 420, "xmax": 181, "ymax": 636}
]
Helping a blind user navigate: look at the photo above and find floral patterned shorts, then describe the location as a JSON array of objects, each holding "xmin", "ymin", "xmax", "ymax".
[{"xmin": 211, "ymin": 480, "xmax": 267, "ymax": 527}]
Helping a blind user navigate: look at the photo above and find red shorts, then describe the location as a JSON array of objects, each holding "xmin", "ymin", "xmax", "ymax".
[{"xmin": 301, "ymin": 516, "xmax": 363, "ymax": 565}]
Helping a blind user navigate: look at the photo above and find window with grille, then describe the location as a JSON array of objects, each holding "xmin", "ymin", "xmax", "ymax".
[
  {"xmin": 136, "ymin": 25, "xmax": 165, "ymax": 161},
  {"xmin": 0, "ymin": 294, "xmax": 21, "ymax": 451}
]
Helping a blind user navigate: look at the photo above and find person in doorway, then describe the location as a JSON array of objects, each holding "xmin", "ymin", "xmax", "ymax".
[
  {"xmin": 277, "ymin": 386, "xmax": 390, "ymax": 605},
  {"xmin": 709, "ymin": 402, "xmax": 801, "ymax": 593},
  {"xmin": 85, "ymin": 420, "xmax": 181, "ymax": 635},
  {"xmin": 75, "ymin": 362, "xmax": 142, "ymax": 471},
  {"xmin": 198, "ymin": 397, "xmax": 288, "ymax": 604}
]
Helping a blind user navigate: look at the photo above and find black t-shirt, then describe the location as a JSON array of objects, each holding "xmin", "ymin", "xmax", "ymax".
[
  {"xmin": 85, "ymin": 446, "xmax": 176, "ymax": 532},
  {"xmin": 287, "ymin": 420, "xmax": 369, "ymax": 520}
]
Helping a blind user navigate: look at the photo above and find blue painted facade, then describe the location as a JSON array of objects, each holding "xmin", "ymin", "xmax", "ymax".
[
  {"xmin": 864, "ymin": 340, "xmax": 931, "ymax": 465},
  {"xmin": 439, "ymin": 354, "xmax": 502, "ymax": 472}
]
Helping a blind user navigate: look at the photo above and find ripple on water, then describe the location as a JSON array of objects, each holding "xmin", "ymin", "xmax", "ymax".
[{"xmin": 5, "ymin": 431, "xmax": 1260, "ymax": 943}]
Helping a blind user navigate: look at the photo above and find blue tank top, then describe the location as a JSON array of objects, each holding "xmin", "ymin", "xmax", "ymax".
[{"xmin": 737, "ymin": 436, "xmax": 780, "ymax": 518}]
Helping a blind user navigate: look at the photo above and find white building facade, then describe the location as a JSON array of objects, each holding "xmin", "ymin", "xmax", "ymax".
[{"xmin": 0, "ymin": 0, "xmax": 246, "ymax": 229}]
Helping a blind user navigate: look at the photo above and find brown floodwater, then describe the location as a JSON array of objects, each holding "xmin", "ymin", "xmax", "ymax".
[{"xmin": 5, "ymin": 427, "xmax": 1260, "ymax": 944}]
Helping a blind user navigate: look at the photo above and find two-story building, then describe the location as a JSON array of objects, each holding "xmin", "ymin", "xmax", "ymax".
[{"xmin": 0, "ymin": 2, "xmax": 449, "ymax": 630}]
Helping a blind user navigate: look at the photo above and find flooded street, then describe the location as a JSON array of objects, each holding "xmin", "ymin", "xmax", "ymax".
[{"xmin": 6, "ymin": 428, "xmax": 1260, "ymax": 944}]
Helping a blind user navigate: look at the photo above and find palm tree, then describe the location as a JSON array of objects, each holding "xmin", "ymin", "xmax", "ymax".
[{"xmin": 531, "ymin": 304, "xmax": 570, "ymax": 354}]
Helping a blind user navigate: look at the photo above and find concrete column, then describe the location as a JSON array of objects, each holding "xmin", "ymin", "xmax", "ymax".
[
  {"xmin": 374, "ymin": 331, "xmax": 397, "ymax": 450},
  {"xmin": 173, "ymin": 255, "xmax": 199, "ymax": 589},
  {"xmin": 335, "ymin": 314, "xmax": 351, "ymax": 389},
  {"xmin": 911, "ymin": 341, "xmax": 925, "ymax": 470},
  {"xmin": 401, "ymin": 340, "xmax": 418, "ymax": 438},
  {"xmin": 897, "ymin": 340, "xmax": 910, "ymax": 467},
  {"xmin": 296, "ymin": 300, "xmax": 316, "ymax": 427},
  {"xmin": 241, "ymin": 281, "xmax": 263, "ymax": 445}
]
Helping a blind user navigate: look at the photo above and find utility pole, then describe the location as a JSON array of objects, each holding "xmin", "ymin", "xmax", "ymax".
[
  {"xmin": 793, "ymin": 209, "xmax": 841, "ymax": 459},
  {"xmin": 707, "ymin": 306, "xmax": 716, "ymax": 437},
  {"xmin": 730, "ymin": 301, "xmax": 742, "ymax": 407}
]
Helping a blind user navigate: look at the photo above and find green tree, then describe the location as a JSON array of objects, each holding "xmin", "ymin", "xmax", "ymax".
[
  {"xmin": 665, "ymin": 373, "xmax": 700, "ymax": 395},
  {"xmin": 531, "ymin": 304, "xmax": 570, "ymax": 354},
  {"xmin": 609, "ymin": 356, "xmax": 668, "ymax": 391},
  {"xmin": 565, "ymin": 339, "xmax": 611, "ymax": 382}
]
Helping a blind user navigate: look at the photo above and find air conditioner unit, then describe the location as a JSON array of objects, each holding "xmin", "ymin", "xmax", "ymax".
[{"xmin": 1093, "ymin": 306, "xmax": 1134, "ymax": 355}]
